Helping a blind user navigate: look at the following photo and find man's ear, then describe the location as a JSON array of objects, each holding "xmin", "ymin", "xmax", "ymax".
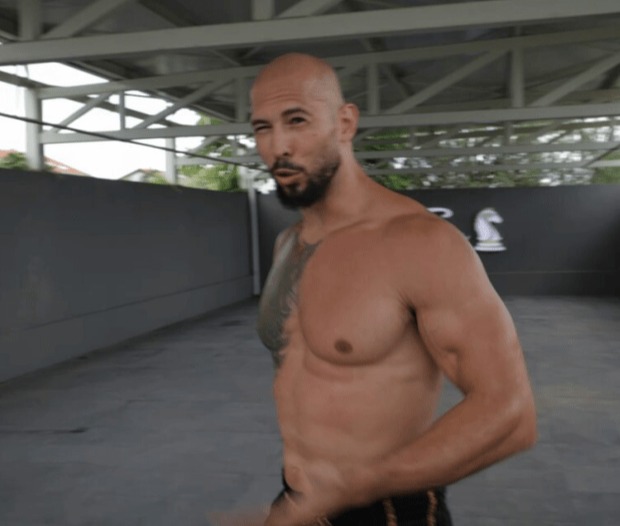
[{"xmin": 338, "ymin": 103, "xmax": 359, "ymax": 142}]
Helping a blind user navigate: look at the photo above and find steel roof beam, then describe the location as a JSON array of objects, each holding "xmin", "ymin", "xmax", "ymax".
[
  {"xmin": 35, "ymin": 26, "xmax": 620, "ymax": 99},
  {"xmin": 359, "ymin": 141, "xmax": 620, "ymax": 158},
  {"xmin": 132, "ymin": 78, "xmax": 233, "ymax": 129},
  {"xmin": 366, "ymin": 162, "xmax": 593, "ymax": 176},
  {"xmin": 50, "ymin": 93, "xmax": 110, "ymax": 132},
  {"xmin": 387, "ymin": 50, "xmax": 506, "ymax": 114},
  {"xmin": 39, "ymin": 102, "xmax": 620, "ymax": 145},
  {"xmin": 279, "ymin": 0, "xmax": 345, "ymax": 18},
  {"xmin": 531, "ymin": 49, "xmax": 620, "ymax": 107},
  {"xmin": 210, "ymin": 140, "xmax": 619, "ymax": 165},
  {"xmin": 41, "ymin": 0, "xmax": 137, "ymax": 40},
  {"xmin": 252, "ymin": 0, "xmax": 275, "ymax": 20},
  {"xmin": 19, "ymin": 0, "xmax": 42, "ymax": 40},
  {"xmin": 2, "ymin": 0, "xmax": 620, "ymax": 65}
]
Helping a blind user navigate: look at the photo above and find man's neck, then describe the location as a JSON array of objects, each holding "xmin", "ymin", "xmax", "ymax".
[{"xmin": 298, "ymin": 163, "xmax": 375, "ymax": 244}]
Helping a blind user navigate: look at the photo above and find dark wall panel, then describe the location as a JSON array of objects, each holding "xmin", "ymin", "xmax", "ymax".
[
  {"xmin": 0, "ymin": 170, "xmax": 253, "ymax": 382},
  {"xmin": 257, "ymin": 185, "xmax": 620, "ymax": 296}
]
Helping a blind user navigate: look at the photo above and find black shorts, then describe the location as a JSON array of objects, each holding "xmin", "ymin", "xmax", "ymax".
[{"xmin": 273, "ymin": 475, "xmax": 453, "ymax": 526}]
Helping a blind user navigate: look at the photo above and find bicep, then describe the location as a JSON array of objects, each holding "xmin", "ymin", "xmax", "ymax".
[{"xmin": 408, "ymin": 224, "xmax": 526, "ymax": 397}]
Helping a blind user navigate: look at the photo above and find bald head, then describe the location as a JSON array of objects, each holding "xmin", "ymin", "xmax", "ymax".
[{"xmin": 251, "ymin": 53, "xmax": 345, "ymax": 112}]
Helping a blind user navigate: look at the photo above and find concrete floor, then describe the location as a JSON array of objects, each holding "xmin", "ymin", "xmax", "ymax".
[{"xmin": 0, "ymin": 296, "xmax": 619, "ymax": 526}]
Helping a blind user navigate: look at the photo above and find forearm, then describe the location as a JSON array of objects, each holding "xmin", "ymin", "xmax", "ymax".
[{"xmin": 374, "ymin": 392, "xmax": 536, "ymax": 497}]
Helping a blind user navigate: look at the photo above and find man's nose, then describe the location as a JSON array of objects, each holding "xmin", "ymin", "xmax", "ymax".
[{"xmin": 271, "ymin": 127, "xmax": 292, "ymax": 158}]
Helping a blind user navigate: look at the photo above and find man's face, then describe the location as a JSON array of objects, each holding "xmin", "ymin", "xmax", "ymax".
[{"xmin": 251, "ymin": 78, "xmax": 341, "ymax": 209}]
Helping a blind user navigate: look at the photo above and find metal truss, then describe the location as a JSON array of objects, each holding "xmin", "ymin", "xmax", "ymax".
[{"xmin": 1, "ymin": 0, "xmax": 619, "ymax": 178}]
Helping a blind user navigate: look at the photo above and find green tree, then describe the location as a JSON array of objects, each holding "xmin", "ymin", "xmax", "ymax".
[
  {"xmin": 357, "ymin": 124, "xmax": 620, "ymax": 190},
  {"xmin": 591, "ymin": 152, "xmax": 620, "ymax": 184},
  {"xmin": 140, "ymin": 169, "xmax": 169, "ymax": 185},
  {"xmin": 177, "ymin": 115, "xmax": 242, "ymax": 192},
  {"xmin": 0, "ymin": 151, "xmax": 30, "ymax": 170},
  {"xmin": 0, "ymin": 151, "xmax": 53, "ymax": 172}
]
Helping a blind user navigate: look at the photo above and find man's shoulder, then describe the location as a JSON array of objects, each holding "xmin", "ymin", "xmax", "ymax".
[
  {"xmin": 379, "ymin": 204, "xmax": 476, "ymax": 284},
  {"xmin": 382, "ymin": 204, "xmax": 462, "ymax": 247}
]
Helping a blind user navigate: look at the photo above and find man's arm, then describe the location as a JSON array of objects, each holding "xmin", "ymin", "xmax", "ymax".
[{"xmin": 374, "ymin": 214, "xmax": 537, "ymax": 495}]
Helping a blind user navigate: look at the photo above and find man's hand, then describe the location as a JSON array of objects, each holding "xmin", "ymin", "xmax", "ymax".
[{"xmin": 265, "ymin": 461, "xmax": 376, "ymax": 526}]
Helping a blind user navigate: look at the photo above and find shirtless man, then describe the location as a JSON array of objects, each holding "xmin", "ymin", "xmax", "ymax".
[{"xmin": 249, "ymin": 53, "xmax": 536, "ymax": 526}]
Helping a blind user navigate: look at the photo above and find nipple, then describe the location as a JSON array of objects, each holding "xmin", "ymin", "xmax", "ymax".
[{"xmin": 334, "ymin": 339, "xmax": 353, "ymax": 354}]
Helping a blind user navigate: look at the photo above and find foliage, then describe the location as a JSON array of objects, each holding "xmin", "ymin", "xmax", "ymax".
[
  {"xmin": 591, "ymin": 151, "xmax": 620, "ymax": 184},
  {"xmin": 0, "ymin": 151, "xmax": 30, "ymax": 170},
  {"xmin": 140, "ymin": 170, "xmax": 169, "ymax": 185},
  {"xmin": 591, "ymin": 168, "xmax": 620, "ymax": 184},
  {"xmin": 0, "ymin": 151, "xmax": 54, "ymax": 172},
  {"xmin": 357, "ymin": 124, "xmax": 620, "ymax": 191},
  {"xmin": 176, "ymin": 115, "xmax": 243, "ymax": 192}
]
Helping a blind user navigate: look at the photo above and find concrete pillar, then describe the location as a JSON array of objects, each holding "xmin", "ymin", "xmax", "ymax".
[
  {"xmin": 165, "ymin": 138, "xmax": 177, "ymax": 184},
  {"xmin": 20, "ymin": 0, "xmax": 44, "ymax": 171}
]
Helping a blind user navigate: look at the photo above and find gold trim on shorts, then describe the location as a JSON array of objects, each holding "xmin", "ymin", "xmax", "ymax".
[
  {"xmin": 426, "ymin": 489, "xmax": 438, "ymax": 526},
  {"xmin": 382, "ymin": 498, "xmax": 398, "ymax": 526}
]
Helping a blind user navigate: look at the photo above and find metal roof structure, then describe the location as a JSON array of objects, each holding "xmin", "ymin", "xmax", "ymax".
[{"xmin": 1, "ymin": 0, "xmax": 620, "ymax": 183}]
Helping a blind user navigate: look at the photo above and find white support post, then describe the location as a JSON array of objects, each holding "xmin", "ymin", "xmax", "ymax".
[
  {"xmin": 25, "ymin": 88, "xmax": 44, "ymax": 170},
  {"xmin": 20, "ymin": 0, "xmax": 43, "ymax": 170},
  {"xmin": 19, "ymin": 0, "xmax": 42, "ymax": 41},
  {"xmin": 510, "ymin": 47, "xmax": 525, "ymax": 108},
  {"xmin": 247, "ymin": 173, "xmax": 262, "ymax": 296},
  {"xmin": 367, "ymin": 63, "xmax": 380, "ymax": 115},
  {"xmin": 234, "ymin": 75, "xmax": 261, "ymax": 295},
  {"xmin": 165, "ymin": 138, "xmax": 177, "ymax": 184},
  {"xmin": 504, "ymin": 122, "xmax": 513, "ymax": 145},
  {"xmin": 119, "ymin": 92, "xmax": 126, "ymax": 130},
  {"xmin": 236, "ymin": 77, "xmax": 249, "ymax": 123}
]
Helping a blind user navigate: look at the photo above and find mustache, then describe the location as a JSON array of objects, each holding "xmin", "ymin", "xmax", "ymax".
[{"xmin": 270, "ymin": 158, "xmax": 306, "ymax": 174}]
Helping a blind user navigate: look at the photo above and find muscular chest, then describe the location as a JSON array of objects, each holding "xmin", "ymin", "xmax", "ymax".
[
  {"xmin": 257, "ymin": 229, "xmax": 412, "ymax": 366},
  {"xmin": 298, "ymin": 239, "xmax": 410, "ymax": 364}
]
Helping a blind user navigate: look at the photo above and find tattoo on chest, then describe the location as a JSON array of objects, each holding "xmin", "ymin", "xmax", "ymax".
[{"xmin": 257, "ymin": 230, "xmax": 320, "ymax": 368}]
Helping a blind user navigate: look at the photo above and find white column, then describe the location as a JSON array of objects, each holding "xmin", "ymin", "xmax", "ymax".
[
  {"xmin": 247, "ymin": 175, "xmax": 262, "ymax": 296},
  {"xmin": 367, "ymin": 63, "xmax": 380, "ymax": 115},
  {"xmin": 21, "ymin": 0, "xmax": 43, "ymax": 170},
  {"xmin": 24, "ymin": 89, "xmax": 44, "ymax": 170},
  {"xmin": 236, "ymin": 76, "xmax": 261, "ymax": 294},
  {"xmin": 165, "ymin": 138, "xmax": 177, "ymax": 184},
  {"xmin": 19, "ymin": 0, "xmax": 42, "ymax": 42},
  {"xmin": 119, "ymin": 92, "xmax": 126, "ymax": 130}
]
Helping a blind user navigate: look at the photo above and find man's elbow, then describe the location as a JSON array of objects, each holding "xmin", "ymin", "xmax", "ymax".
[{"xmin": 509, "ymin": 394, "xmax": 538, "ymax": 453}]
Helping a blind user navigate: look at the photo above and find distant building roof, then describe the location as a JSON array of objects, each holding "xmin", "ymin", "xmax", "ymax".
[{"xmin": 0, "ymin": 149, "xmax": 89, "ymax": 176}]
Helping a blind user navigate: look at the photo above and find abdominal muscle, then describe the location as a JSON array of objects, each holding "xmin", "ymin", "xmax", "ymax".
[{"xmin": 274, "ymin": 330, "xmax": 443, "ymax": 494}]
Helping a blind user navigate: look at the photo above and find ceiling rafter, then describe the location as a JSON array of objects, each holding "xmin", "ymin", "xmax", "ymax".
[
  {"xmin": 41, "ymin": 0, "xmax": 137, "ymax": 40},
  {"xmin": 38, "ymin": 102, "xmax": 620, "ymax": 146},
  {"xmin": 32, "ymin": 26, "xmax": 620, "ymax": 100},
  {"xmin": 3, "ymin": 1, "xmax": 620, "ymax": 65}
]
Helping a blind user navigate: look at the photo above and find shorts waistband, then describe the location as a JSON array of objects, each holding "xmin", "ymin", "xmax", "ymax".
[{"xmin": 279, "ymin": 472, "xmax": 449, "ymax": 525}]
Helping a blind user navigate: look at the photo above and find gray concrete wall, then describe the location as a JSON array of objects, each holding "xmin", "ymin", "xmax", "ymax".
[
  {"xmin": 257, "ymin": 185, "xmax": 620, "ymax": 295},
  {"xmin": 0, "ymin": 170, "xmax": 253, "ymax": 383}
]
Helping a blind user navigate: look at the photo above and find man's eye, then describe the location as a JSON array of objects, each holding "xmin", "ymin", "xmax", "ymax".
[
  {"xmin": 290, "ymin": 117, "xmax": 305, "ymax": 125},
  {"xmin": 253, "ymin": 125, "xmax": 269, "ymax": 133}
]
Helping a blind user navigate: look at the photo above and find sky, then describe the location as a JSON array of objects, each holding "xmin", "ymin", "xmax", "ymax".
[{"xmin": 0, "ymin": 62, "xmax": 204, "ymax": 180}]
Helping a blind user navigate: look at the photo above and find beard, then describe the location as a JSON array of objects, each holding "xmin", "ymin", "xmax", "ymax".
[{"xmin": 272, "ymin": 152, "xmax": 341, "ymax": 210}]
